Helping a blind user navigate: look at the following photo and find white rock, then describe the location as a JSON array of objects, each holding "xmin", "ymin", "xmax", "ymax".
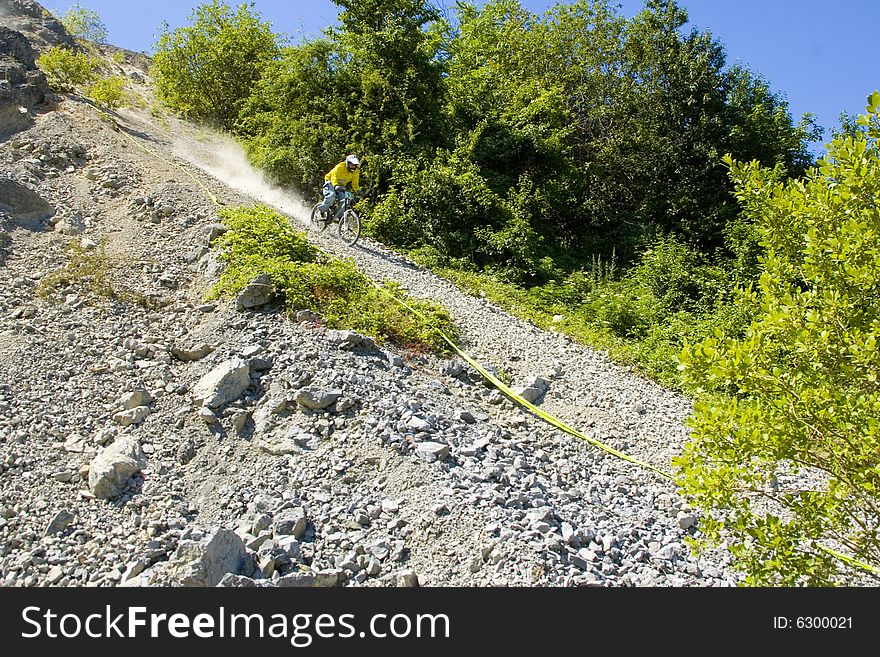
[
  {"xmin": 295, "ymin": 388, "xmax": 341, "ymax": 410},
  {"xmin": 513, "ymin": 386, "xmax": 543, "ymax": 403},
  {"xmin": 172, "ymin": 343, "xmax": 213, "ymax": 362},
  {"xmin": 398, "ymin": 571, "xmax": 420, "ymax": 587},
  {"xmin": 193, "ymin": 358, "xmax": 251, "ymax": 408},
  {"xmin": 44, "ymin": 510, "xmax": 75, "ymax": 536},
  {"xmin": 118, "ymin": 388, "xmax": 152, "ymax": 410},
  {"xmin": 415, "ymin": 441, "xmax": 449, "ymax": 462},
  {"xmin": 112, "ymin": 405, "xmax": 150, "ymax": 427},
  {"xmin": 274, "ymin": 570, "xmax": 341, "ymax": 587},
  {"xmin": 407, "ymin": 416, "xmax": 431, "ymax": 432},
  {"xmin": 46, "ymin": 565, "xmax": 65, "ymax": 585},
  {"xmin": 197, "ymin": 406, "xmax": 218, "ymax": 425},
  {"xmin": 55, "ymin": 215, "xmax": 85, "ymax": 236},
  {"xmin": 146, "ymin": 528, "xmax": 246, "ymax": 587},
  {"xmin": 274, "ymin": 507, "xmax": 308, "ymax": 539},
  {"xmin": 88, "ymin": 436, "xmax": 147, "ymax": 499},
  {"xmin": 122, "ymin": 560, "xmax": 148, "ymax": 581},
  {"xmin": 381, "ymin": 499, "xmax": 400, "ymax": 513}
]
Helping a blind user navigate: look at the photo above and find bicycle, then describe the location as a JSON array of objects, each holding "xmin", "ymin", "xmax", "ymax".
[{"xmin": 310, "ymin": 186, "xmax": 361, "ymax": 246}]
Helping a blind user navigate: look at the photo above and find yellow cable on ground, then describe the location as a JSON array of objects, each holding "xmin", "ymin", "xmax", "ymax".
[
  {"xmin": 368, "ymin": 280, "xmax": 676, "ymax": 481},
  {"xmin": 374, "ymin": 280, "xmax": 880, "ymax": 579}
]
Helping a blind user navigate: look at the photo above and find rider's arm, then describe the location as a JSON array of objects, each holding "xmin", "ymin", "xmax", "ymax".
[{"xmin": 350, "ymin": 168, "xmax": 360, "ymax": 192}]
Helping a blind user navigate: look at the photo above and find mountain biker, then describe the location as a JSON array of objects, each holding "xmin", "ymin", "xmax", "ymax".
[{"xmin": 317, "ymin": 154, "xmax": 360, "ymax": 216}]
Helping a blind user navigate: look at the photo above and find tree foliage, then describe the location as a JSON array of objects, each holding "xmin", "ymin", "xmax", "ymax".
[
  {"xmin": 237, "ymin": 0, "xmax": 446, "ymax": 196},
  {"xmin": 36, "ymin": 45, "xmax": 127, "ymax": 109},
  {"xmin": 152, "ymin": 0, "xmax": 279, "ymax": 130},
  {"xmin": 60, "ymin": 2, "xmax": 108, "ymax": 44},
  {"xmin": 177, "ymin": 0, "xmax": 818, "ymax": 277},
  {"xmin": 676, "ymin": 94, "xmax": 880, "ymax": 585}
]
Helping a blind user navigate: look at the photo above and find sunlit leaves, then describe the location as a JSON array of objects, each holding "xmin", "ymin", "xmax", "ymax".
[
  {"xmin": 677, "ymin": 98, "xmax": 880, "ymax": 584},
  {"xmin": 152, "ymin": 0, "xmax": 279, "ymax": 130}
]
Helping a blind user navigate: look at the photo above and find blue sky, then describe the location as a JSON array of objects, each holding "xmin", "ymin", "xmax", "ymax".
[{"xmin": 37, "ymin": 0, "xmax": 878, "ymax": 147}]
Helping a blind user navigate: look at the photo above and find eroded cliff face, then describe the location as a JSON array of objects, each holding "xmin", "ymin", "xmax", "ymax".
[
  {"xmin": 0, "ymin": 0, "xmax": 77, "ymax": 52},
  {"xmin": 0, "ymin": 0, "xmax": 72, "ymax": 138},
  {"xmin": 0, "ymin": 25, "xmax": 50, "ymax": 138}
]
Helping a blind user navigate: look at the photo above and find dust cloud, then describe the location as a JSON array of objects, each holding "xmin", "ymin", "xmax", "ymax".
[{"xmin": 170, "ymin": 129, "xmax": 314, "ymax": 226}]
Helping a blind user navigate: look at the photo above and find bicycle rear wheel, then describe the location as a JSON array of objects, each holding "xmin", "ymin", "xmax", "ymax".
[
  {"xmin": 310, "ymin": 203, "xmax": 329, "ymax": 232},
  {"xmin": 338, "ymin": 209, "xmax": 361, "ymax": 246}
]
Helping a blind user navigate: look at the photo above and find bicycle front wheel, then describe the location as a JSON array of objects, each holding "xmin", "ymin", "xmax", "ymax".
[
  {"xmin": 310, "ymin": 203, "xmax": 328, "ymax": 232},
  {"xmin": 338, "ymin": 209, "xmax": 361, "ymax": 246}
]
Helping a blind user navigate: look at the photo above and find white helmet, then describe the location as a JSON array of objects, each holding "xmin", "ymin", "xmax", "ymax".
[{"xmin": 345, "ymin": 154, "xmax": 360, "ymax": 169}]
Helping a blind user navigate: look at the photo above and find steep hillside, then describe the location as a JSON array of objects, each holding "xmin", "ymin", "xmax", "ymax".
[{"xmin": 0, "ymin": 2, "xmax": 743, "ymax": 587}]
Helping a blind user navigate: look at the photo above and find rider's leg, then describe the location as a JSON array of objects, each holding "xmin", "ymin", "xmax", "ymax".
[{"xmin": 317, "ymin": 181, "xmax": 336, "ymax": 213}]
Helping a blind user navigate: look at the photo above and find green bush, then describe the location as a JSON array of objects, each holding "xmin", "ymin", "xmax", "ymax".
[
  {"xmin": 37, "ymin": 46, "xmax": 98, "ymax": 91},
  {"xmin": 630, "ymin": 234, "xmax": 728, "ymax": 315},
  {"xmin": 578, "ymin": 279, "xmax": 660, "ymax": 339},
  {"xmin": 676, "ymin": 94, "xmax": 880, "ymax": 585},
  {"xmin": 366, "ymin": 187, "xmax": 429, "ymax": 249},
  {"xmin": 365, "ymin": 151, "xmax": 544, "ymax": 282},
  {"xmin": 213, "ymin": 204, "xmax": 318, "ymax": 268},
  {"xmin": 210, "ymin": 205, "xmax": 455, "ymax": 352},
  {"xmin": 195, "ymin": 0, "xmax": 817, "ymax": 300},
  {"xmin": 84, "ymin": 75, "xmax": 126, "ymax": 110}
]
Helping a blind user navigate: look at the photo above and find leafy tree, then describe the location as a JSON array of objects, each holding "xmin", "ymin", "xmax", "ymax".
[
  {"xmin": 831, "ymin": 110, "xmax": 868, "ymax": 141},
  {"xmin": 562, "ymin": 0, "xmax": 816, "ymax": 251},
  {"xmin": 235, "ymin": 0, "xmax": 818, "ymax": 303},
  {"xmin": 438, "ymin": 0, "xmax": 816, "ymax": 262},
  {"xmin": 152, "ymin": 1, "xmax": 279, "ymax": 130},
  {"xmin": 60, "ymin": 2, "xmax": 108, "ymax": 44},
  {"xmin": 238, "ymin": 0, "xmax": 447, "ymax": 198},
  {"xmin": 676, "ymin": 93, "xmax": 880, "ymax": 585},
  {"xmin": 238, "ymin": 39, "xmax": 354, "ymax": 190},
  {"xmin": 329, "ymin": 0, "xmax": 448, "ymax": 158}
]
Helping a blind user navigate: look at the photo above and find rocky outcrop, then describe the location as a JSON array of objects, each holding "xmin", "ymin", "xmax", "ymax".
[
  {"xmin": 0, "ymin": 26, "xmax": 49, "ymax": 138},
  {"xmin": 235, "ymin": 273, "xmax": 274, "ymax": 311},
  {"xmin": 0, "ymin": 176, "xmax": 54, "ymax": 225},
  {"xmin": 0, "ymin": 1, "xmax": 77, "ymax": 52}
]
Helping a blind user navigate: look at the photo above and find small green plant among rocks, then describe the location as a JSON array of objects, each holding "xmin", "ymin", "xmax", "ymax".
[
  {"xmin": 37, "ymin": 241, "xmax": 112, "ymax": 299},
  {"xmin": 37, "ymin": 241, "xmax": 162, "ymax": 309},
  {"xmin": 210, "ymin": 205, "xmax": 456, "ymax": 352}
]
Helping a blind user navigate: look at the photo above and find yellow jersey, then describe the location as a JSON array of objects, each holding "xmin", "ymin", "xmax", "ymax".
[{"xmin": 324, "ymin": 161, "xmax": 360, "ymax": 191}]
